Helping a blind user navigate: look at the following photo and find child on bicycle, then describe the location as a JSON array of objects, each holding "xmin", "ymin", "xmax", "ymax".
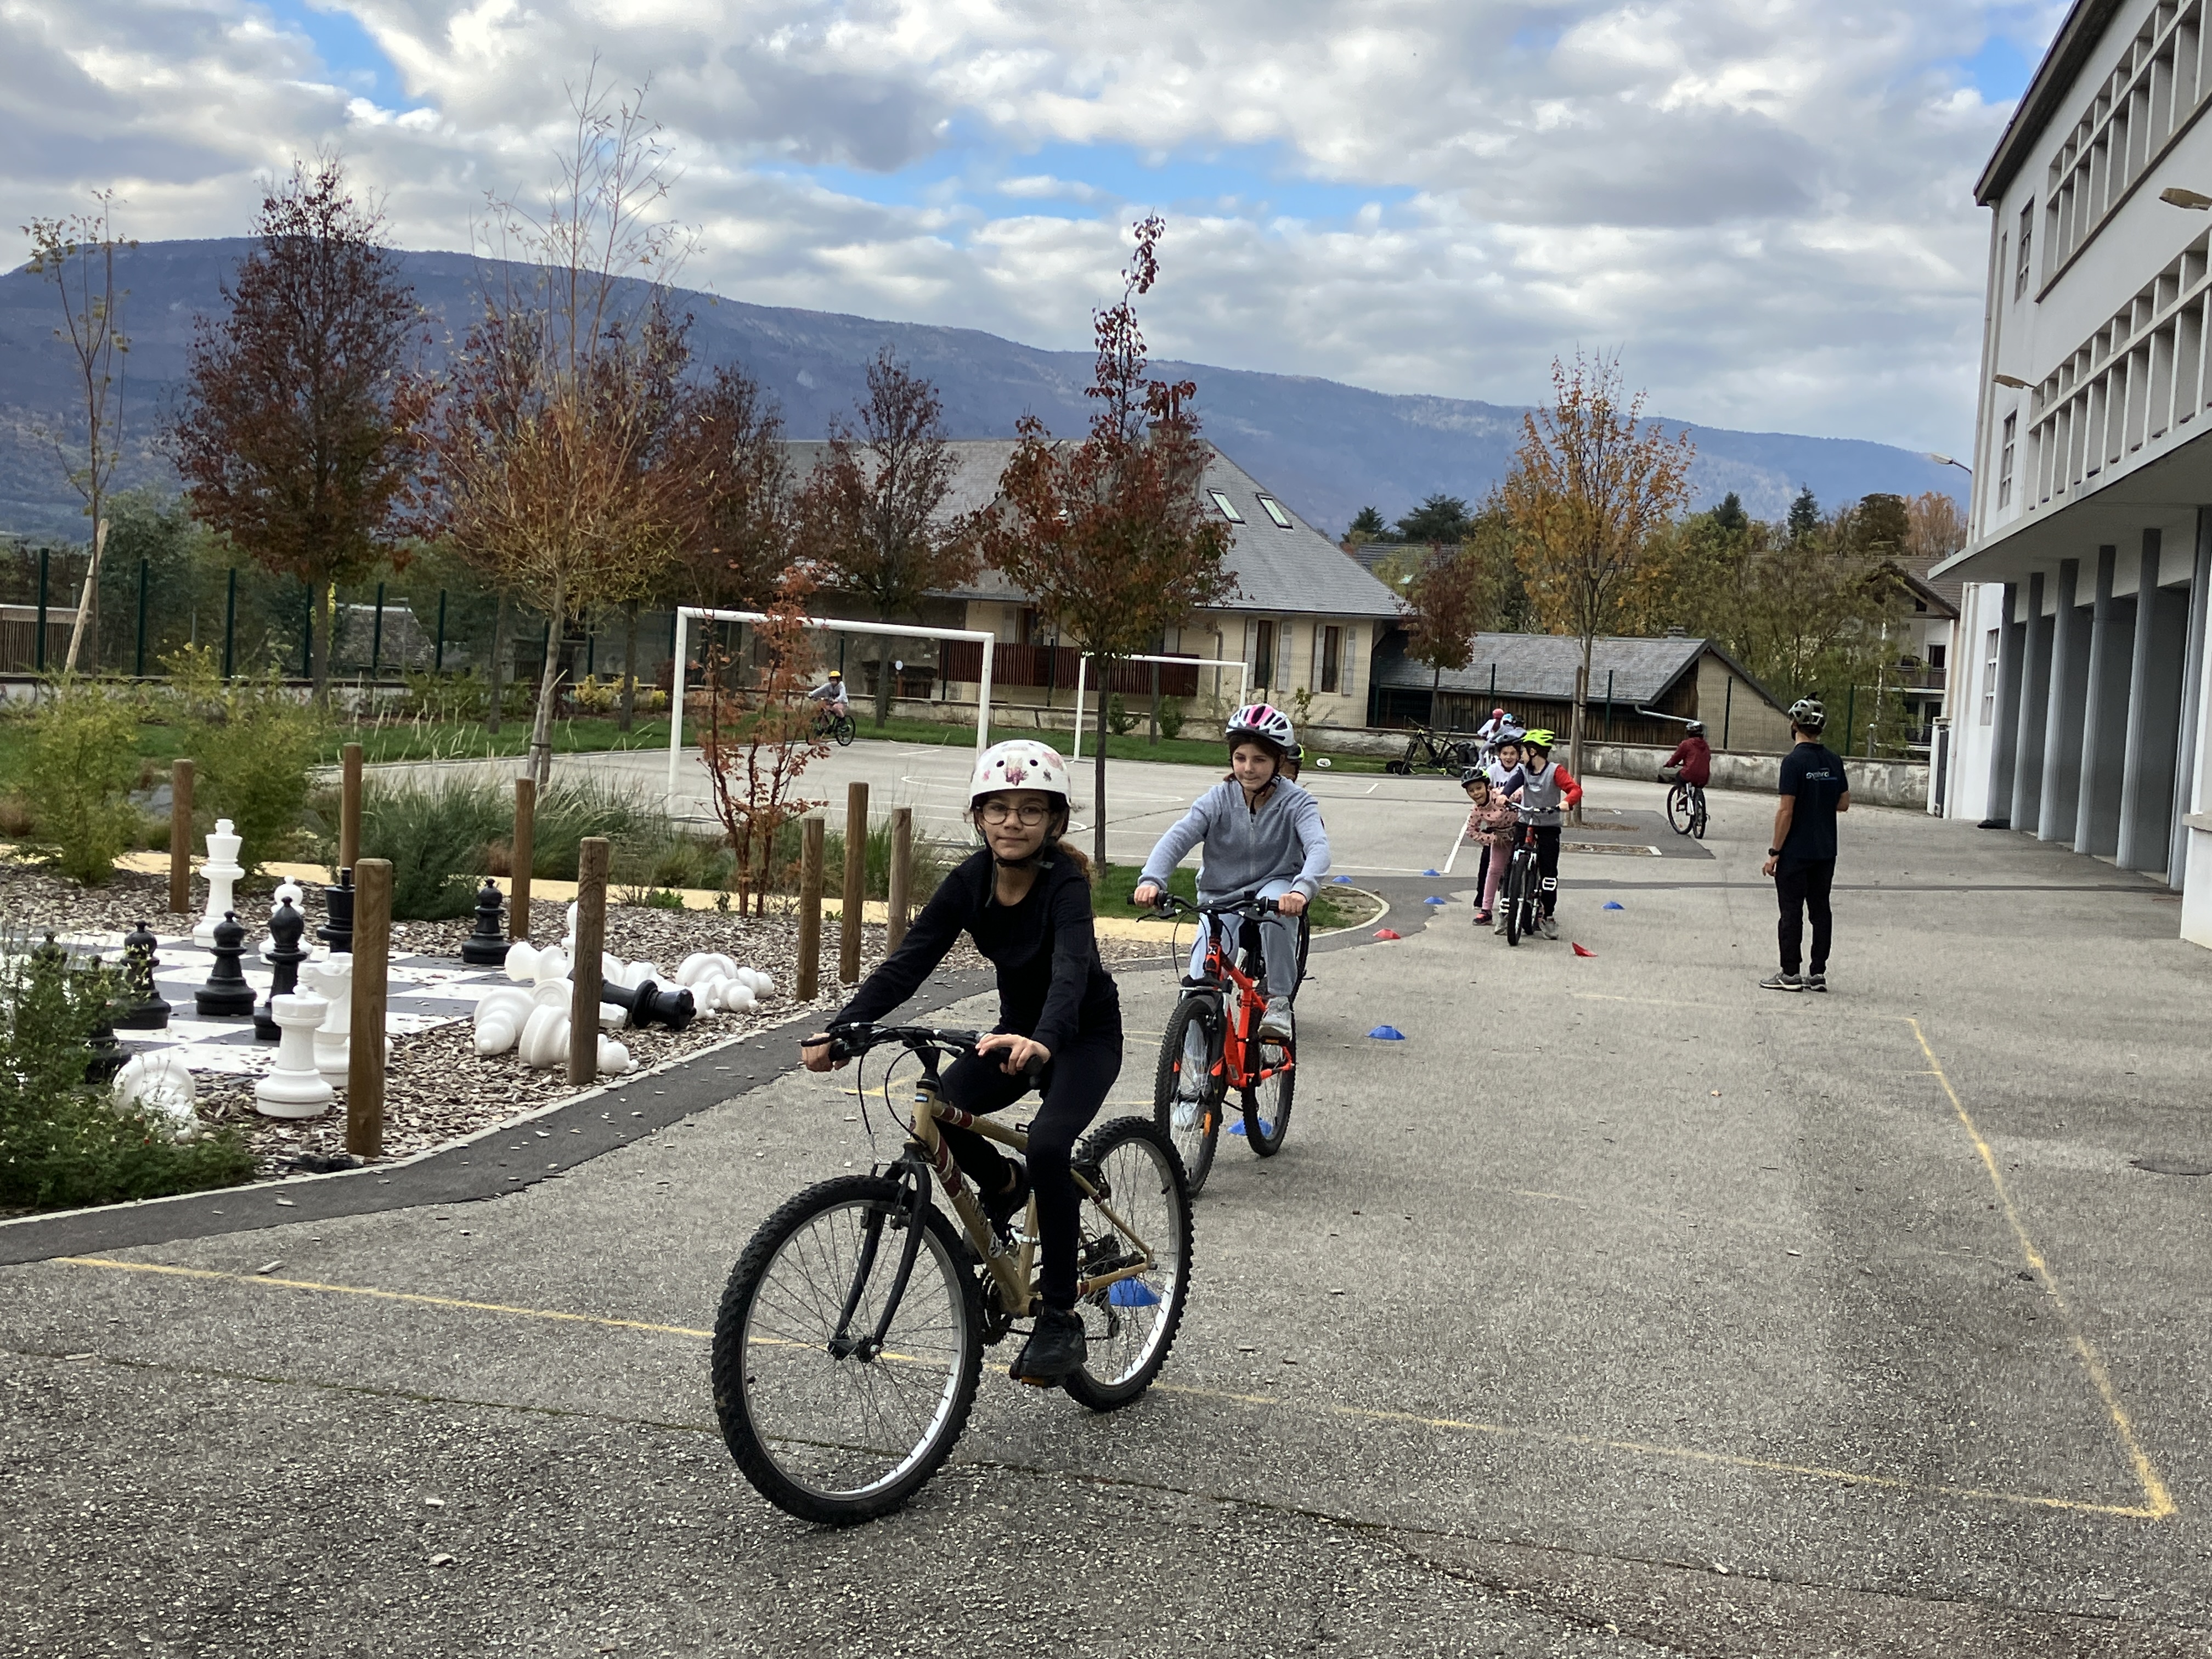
[
  {"xmin": 1132, "ymin": 704, "xmax": 1329, "ymax": 1043},
  {"xmin": 1660, "ymin": 720, "xmax": 1711, "ymax": 788},
  {"xmin": 806, "ymin": 669, "xmax": 850, "ymax": 715},
  {"xmin": 800, "ymin": 740, "xmax": 1120, "ymax": 1386},
  {"xmin": 1495, "ymin": 729, "xmax": 1582, "ymax": 939},
  {"xmin": 1459, "ymin": 768, "xmax": 1517, "ymax": 927}
]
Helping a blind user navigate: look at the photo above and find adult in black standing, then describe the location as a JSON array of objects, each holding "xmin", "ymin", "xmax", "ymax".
[{"xmin": 1760, "ymin": 698, "xmax": 1850, "ymax": 993}]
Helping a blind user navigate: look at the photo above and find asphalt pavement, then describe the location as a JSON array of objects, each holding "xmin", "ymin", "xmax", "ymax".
[{"xmin": 6, "ymin": 777, "xmax": 2212, "ymax": 1656}]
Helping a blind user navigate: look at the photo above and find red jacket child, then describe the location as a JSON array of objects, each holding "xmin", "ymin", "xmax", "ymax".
[{"xmin": 1662, "ymin": 732, "xmax": 1711, "ymax": 787}]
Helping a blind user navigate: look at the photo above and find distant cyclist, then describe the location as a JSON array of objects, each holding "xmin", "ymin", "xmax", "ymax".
[
  {"xmin": 807, "ymin": 669, "xmax": 850, "ymax": 716},
  {"xmin": 1496, "ymin": 729, "xmax": 1582, "ymax": 939},
  {"xmin": 1475, "ymin": 706, "xmax": 1525, "ymax": 759},
  {"xmin": 1133, "ymin": 704, "xmax": 1329, "ymax": 1043},
  {"xmin": 1659, "ymin": 721, "xmax": 1711, "ymax": 789}
]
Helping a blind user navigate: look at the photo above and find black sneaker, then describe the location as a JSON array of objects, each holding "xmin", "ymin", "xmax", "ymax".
[
  {"xmin": 1804, "ymin": 972, "xmax": 1827, "ymax": 993},
  {"xmin": 1759, "ymin": 971, "xmax": 1804, "ymax": 992},
  {"xmin": 1011, "ymin": 1306, "xmax": 1087, "ymax": 1386}
]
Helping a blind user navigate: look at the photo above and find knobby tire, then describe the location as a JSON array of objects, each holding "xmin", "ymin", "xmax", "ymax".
[
  {"xmin": 1060, "ymin": 1116, "xmax": 1194, "ymax": 1412},
  {"xmin": 1152, "ymin": 995, "xmax": 1223, "ymax": 1198}
]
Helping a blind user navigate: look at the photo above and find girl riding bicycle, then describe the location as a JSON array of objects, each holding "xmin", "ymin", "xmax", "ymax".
[
  {"xmin": 1496, "ymin": 728, "xmax": 1582, "ymax": 939},
  {"xmin": 1132, "ymin": 704, "xmax": 1330, "ymax": 1044},
  {"xmin": 801, "ymin": 739, "xmax": 1120, "ymax": 1386}
]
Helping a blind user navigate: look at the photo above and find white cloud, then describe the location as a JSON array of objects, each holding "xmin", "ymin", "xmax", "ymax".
[{"xmin": 0, "ymin": 0, "xmax": 2050, "ymax": 452}]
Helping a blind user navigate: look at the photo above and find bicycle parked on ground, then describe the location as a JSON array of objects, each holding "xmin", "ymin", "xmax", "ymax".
[
  {"xmin": 1143, "ymin": 894, "xmax": 1300, "ymax": 1195},
  {"xmin": 1500, "ymin": 821, "xmax": 1544, "ymax": 947},
  {"xmin": 812, "ymin": 704, "xmax": 857, "ymax": 746},
  {"xmin": 711, "ymin": 1023, "xmax": 1192, "ymax": 1525},
  {"xmin": 1383, "ymin": 722, "xmax": 1479, "ymax": 776},
  {"xmin": 1665, "ymin": 776, "xmax": 1708, "ymax": 839}
]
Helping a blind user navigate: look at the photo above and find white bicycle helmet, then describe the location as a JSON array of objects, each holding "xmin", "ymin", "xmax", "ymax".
[
  {"xmin": 1226, "ymin": 702, "xmax": 1295, "ymax": 754},
  {"xmin": 968, "ymin": 739, "xmax": 1071, "ymax": 805}
]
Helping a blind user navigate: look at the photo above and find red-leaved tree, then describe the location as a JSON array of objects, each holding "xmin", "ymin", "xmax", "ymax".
[{"xmin": 983, "ymin": 217, "xmax": 1233, "ymax": 869}]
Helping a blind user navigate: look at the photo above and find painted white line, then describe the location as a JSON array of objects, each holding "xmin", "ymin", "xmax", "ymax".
[{"xmin": 1440, "ymin": 823, "xmax": 1468, "ymax": 875}]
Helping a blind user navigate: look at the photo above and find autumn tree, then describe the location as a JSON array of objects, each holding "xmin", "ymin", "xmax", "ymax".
[
  {"xmin": 1502, "ymin": 352, "xmax": 1693, "ymax": 815},
  {"xmin": 700, "ymin": 566, "xmax": 828, "ymax": 914},
  {"xmin": 22, "ymin": 191, "xmax": 134, "ymax": 674},
  {"xmin": 416, "ymin": 72, "xmax": 696, "ymax": 788},
  {"xmin": 170, "ymin": 156, "xmax": 427, "ymax": 702},
  {"xmin": 985, "ymin": 217, "xmax": 1233, "ymax": 868},
  {"xmin": 794, "ymin": 352, "xmax": 978, "ymax": 728},
  {"xmin": 1404, "ymin": 547, "xmax": 1483, "ymax": 714}
]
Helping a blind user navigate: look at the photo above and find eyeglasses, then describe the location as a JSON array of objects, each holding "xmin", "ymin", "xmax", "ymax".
[{"xmin": 979, "ymin": 801, "xmax": 1052, "ymax": 826}]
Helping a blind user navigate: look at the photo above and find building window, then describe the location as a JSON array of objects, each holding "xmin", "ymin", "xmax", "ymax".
[
  {"xmin": 1318, "ymin": 624, "xmax": 1342, "ymax": 693},
  {"xmin": 1252, "ymin": 619, "xmax": 1274, "ymax": 690},
  {"xmin": 1998, "ymin": 413, "xmax": 2016, "ymax": 508},
  {"xmin": 2017, "ymin": 203, "xmax": 2033, "ymax": 298},
  {"xmin": 1257, "ymin": 494, "xmax": 1295, "ymax": 529},
  {"xmin": 1929, "ymin": 642, "xmax": 1947, "ymax": 672},
  {"xmin": 1980, "ymin": 628, "xmax": 2000, "ymax": 723},
  {"xmin": 1209, "ymin": 490, "xmax": 1245, "ymax": 523}
]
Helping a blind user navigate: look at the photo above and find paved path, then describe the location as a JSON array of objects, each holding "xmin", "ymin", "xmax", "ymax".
[{"xmin": 5, "ymin": 784, "xmax": 2212, "ymax": 1655}]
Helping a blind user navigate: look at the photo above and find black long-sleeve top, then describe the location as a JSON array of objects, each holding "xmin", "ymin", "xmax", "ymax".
[{"xmin": 833, "ymin": 848, "xmax": 1121, "ymax": 1057}]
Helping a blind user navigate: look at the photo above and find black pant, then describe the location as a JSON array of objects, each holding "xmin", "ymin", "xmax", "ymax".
[
  {"xmin": 1532, "ymin": 825, "xmax": 1561, "ymax": 916},
  {"xmin": 1474, "ymin": 844, "xmax": 1491, "ymax": 905},
  {"xmin": 939, "ymin": 1029, "xmax": 1121, "ymax": 1310},
  {"xmin": 1775, "ymin": 860, "xmax": 1835, "ymax": 975}
]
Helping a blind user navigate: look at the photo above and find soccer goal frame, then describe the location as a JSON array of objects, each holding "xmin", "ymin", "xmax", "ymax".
[
  {"xmin": 1070, "ymin": 653, "xmax": 1250, "ymax": 760},
  {"xmin": 665, "ymin": 607, "xmax": 998, "ymax": 808}
]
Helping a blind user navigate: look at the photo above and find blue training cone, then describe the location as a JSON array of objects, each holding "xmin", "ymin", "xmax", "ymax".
[
  {"xmin": 1331, "ymin": 874, "xmax": 1353, "ymax": 884},
  {"xmin": 1226, "ymin": 1120, "xmax": 1248, "ymax": 1136},
  {"xmin": 1108, "ymin": 1279, "xmax": 1163, "ymax": 1307},
  {"xmin": 1368, "ymin": 1025, "xmax": 1407, "ymax": 1041},
  {"xmin": 1602, "ymin": 900, "xmax": 1624, "ymax": 910},
  {"xmin": 1422, "ymin": 868, "xmax": 1441, "ymax": 877},
  {"xmin": 1423, "ymin": 895, "xmax": 1447, "ymax": 905}
]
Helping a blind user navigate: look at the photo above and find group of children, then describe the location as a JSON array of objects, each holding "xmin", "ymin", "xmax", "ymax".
[{"xmin": 1459, "ymin": 729, "xmax": 1583, "ymax": 937}]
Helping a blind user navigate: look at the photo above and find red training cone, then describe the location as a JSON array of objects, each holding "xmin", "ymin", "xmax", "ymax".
[
  {"xmin": 1571, "ymin": 942, "xmax": 1596, "ymax": 957},
  {"xmin": 1373, "ymin": 927, "xmax": 1402, "ymax": 940}
]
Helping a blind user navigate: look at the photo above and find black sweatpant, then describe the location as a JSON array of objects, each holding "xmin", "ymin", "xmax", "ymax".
[
  {"xmin": 938, "ymin": 1028, "xmax": 1122, "ymax": 1310},
  {"xmin": 1775, "ymin": 859, "xmax": 1835, "ymax": 975},
  {"xmin": 1532, "ymin": 825, "xmax": 1561, "ymax": 916}
]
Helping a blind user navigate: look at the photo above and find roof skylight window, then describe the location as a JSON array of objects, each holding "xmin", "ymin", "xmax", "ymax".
[
  {"xmin": 1208, "ymin": 490, "xmax": 1245, "ymax": 523},
  {"xmin": 1256, "ymin": 495, "xmax": 1294, "ymax": 529}
]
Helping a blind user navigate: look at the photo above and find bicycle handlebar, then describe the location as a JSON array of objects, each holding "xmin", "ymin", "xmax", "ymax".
[
  {"xmin": 815, "ymin": 1022, "xmax": 1047, "ymax": 1083},
  {"xmin": 1141, "ymin": 893, "xmax": 1282, "ymax": 923}
]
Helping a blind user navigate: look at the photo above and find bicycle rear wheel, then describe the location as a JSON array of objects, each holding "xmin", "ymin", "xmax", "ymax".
[
  {"xmin": 1666, "ymin": 782, "xmax": 1691, "ymax": 834},
  {"xmin": 1241, "ymin": 1035, "xmax": 1294, "ymax": 1156},
  {"xmin": 833, "ymin": 714, "xmax": 856, "ymax": 746},
  {"xmin": 711, "ymin": 1175, "xmax": 982, "ymax": 1525},
  {"xmin": 1151, "ymin": 995, "xmax": 1223, "ymax": 1197},
  {"xmin": 1062, "ymin": 1117, "xmax": 1194, "ymax": 1412}
]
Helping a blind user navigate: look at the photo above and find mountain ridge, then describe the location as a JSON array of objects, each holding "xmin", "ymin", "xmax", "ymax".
[{"xmin": 0, "ymin": 238, "xmax": 1965, "ymax": 543}]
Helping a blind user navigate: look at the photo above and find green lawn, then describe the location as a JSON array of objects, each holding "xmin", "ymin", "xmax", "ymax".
[{"xmin": 1092, "ymin": 862, "xmax": 1367, "ymax": 929}]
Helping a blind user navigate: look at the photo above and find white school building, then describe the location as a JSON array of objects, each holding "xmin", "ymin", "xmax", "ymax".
[{"xmin": 1940, "ymin": 0, "xmax": 2212, "ymax": 946}]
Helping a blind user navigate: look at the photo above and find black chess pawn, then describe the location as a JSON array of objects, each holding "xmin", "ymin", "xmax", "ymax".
[
  {"xmin": 601, "ymin": 976, "xmax": 696, "ymax": 1032},
  {"xmin": 195, "ymin": 911, "xmax": 258, "ymax": 1018},
  {"xmin": 115, "ymin": 919, "xmax": 172, "ymax": 1031},
  {"xmin": 81, "ymin": 953, "xmax": 125, "ymax": 1085},
  {"xmin": 254, "ymin": 897, "xmax": 308, "ymax": 1040},
  {"xmin": 460, "ymin": 878, "xmax": 510, "ymax": 967},
  {"xmin": 319, "ymin": 866, "xmax": 355, "ymax": 955}
]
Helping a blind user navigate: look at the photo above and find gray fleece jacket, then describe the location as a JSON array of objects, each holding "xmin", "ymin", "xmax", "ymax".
[{"xmin": 1141, "ymin": 778, "xmax": 1332, "ymax": 902}]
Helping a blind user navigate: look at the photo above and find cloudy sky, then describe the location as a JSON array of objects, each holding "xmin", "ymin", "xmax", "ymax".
[{"xmin": 3, "ymin": 0, "xmax": 2062, "ymax": 454}]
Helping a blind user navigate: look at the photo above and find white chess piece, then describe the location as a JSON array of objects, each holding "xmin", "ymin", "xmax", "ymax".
[
  {"xmin": 255, "ymin": 993, "xmax": 335, "ymax": 1118},
  {"xmin": 262, "ymin": 879, "xmax": 306, "ymax": 962},
  {"xmin": 193, "ymin": 819, "xmax": 245, "ymax": 945},
  {"xmin": 112, "ymin": 1052, "xmax": 199, "ymax": 1138},
  {"xmin": 516, "ymin": 999, "xmax": 634, "ymax": 1073},
  {"xmin": 303, "ymin": 956, "xmax": 354, "ymax": 1082},
  {"xmin": 472, "ymin": 985, "xmax": 534, "ymax": 1056},
  {"xmin": 749, "ymin": 969, "xmax": 775, "ymax": 1000}
]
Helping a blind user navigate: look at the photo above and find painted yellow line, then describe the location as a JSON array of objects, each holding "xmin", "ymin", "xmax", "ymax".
[
  {"xmin": 1904, "ymin": 1017, "xmax": 2178, "ymax": 1521},
  {"xmin": 58, "ymin": 1251, "xmax": 2161, "ymax": 1519}
]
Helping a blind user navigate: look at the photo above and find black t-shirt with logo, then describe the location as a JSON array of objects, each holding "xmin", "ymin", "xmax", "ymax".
[{"xmin": 1777, "ymin": 743, "xmax": 1847, "ymax": 868}]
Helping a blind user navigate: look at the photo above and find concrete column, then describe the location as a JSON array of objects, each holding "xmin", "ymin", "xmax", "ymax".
[
  {"xmin": 2119, "ymin": 530, "xmax": 2187, "ymax": 872},
  {"xmin": 2076, "ymin": 548, "xmax": 2127, "ymax": 855},
  {"xmin": 2039, "ymin": 558, "xmax": 2087, "ymax": 841},
  {"xmin": 1984, "ymin": 581, "xmax": 2023, "ymax": 825},
  {"xmin": 2166, "ymin": 511, "xmax": 2212, "ymax": 888},
  {"xmin": 2010, "ymin": 571, "xmax": 2050, "ymax": 833}
]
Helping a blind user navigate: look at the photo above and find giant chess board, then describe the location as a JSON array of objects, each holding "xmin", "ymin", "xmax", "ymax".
[{"xmin": 71, "ymin": 927, "xmax": 507, "ymax": 1078}]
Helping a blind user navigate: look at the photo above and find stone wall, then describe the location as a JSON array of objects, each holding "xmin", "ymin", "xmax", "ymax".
[{"xmin": 1574, "ymin": 741, "xmax": 1931, "ymax": 809}]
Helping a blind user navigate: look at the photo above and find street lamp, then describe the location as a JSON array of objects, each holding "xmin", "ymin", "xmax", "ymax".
[
  {"xmin": 2160, "ymin": 186, "xmax": 2212, "ymax": 210},
  {"xmin": 1927, "ymin": 453, "xmax": 1973, "ymax": 476},
  {"xmin": 1993, "ymin": 373, "xmax": 2031, "ymax": 389}
]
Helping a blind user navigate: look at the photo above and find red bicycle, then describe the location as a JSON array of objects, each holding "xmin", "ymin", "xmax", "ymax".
[{"xmin": 1144, "ymin": 894, "xmax": 1296, "ymax": 1196}]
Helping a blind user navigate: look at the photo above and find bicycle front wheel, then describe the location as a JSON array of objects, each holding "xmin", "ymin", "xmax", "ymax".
[
  {"xmin": 1692, "ymin": 789, "xmax": 1708, "ymax": 840},
  {"xmin": 1152, "ymin": 996, "xmax": 1223, "ymax": 1197},
  {"xmin": 1505, "ymin": 856, "xmax": 1528, "ymax": 946},
  {"xmin": 1293, "ymin": 909, "xmax": 1312, "ymax": 997},
  {"xmin": 1062, "ymin": 1117, "xmax": 1194, "ymax": 1412},
  {"xmin": 1242, "ymin": 1036, "xmax": 1294, "ymax": 1156},
  {"xmin": 833, "ymin": 714, "xmax": 857, "ymax": 746},
  {"xmin": 1666, "ymin": 782, "xmax": 1691, "ymax": 834},
  {"xmin": 711, "ymin": 1175, "xmax": 982, "ymax": 1525}
]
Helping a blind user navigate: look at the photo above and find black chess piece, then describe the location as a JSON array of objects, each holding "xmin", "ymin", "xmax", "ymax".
[
  {"xmin": 600, "ymin": 976, "xmax": 696, "ymax": 1032},
  {"xmin": 318, "ymin": 866, "xmax": 355, "ymax": 955},
  {"xmin": 195, "ymin": 911, "xmax": 258, "ymax": 1018},
  {"xmin": 115, "ymin": 919, "xmax": 172, "ymax": 1031},
  {"xmin": 81, "ymin": 953, "xmax": 125, "ymax": 1085},
  {"xmin": 254, "ymin": 897, "xmax": 308, "ymax": 1040},
  {"xmin": 460, "ymin": 878, "xmax": 509, "ymax": 967}
]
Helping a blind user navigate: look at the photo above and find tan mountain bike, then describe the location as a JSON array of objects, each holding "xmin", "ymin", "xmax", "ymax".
[{"xmin": 710, "ymin": 1023, "xmax": 1194, "ymax": 1525}]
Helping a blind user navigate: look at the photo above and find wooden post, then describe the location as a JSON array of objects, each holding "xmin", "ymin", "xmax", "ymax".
[
  {"xmin": 840, "ymin": 780, "xmax": 868, "ymax": 985},
  {"xmin": 569, "ymin": 837, "xmax": 608, "ymax": 1086},
  {"xmin": 168, "ymin": 759, "xmax": 194, "ymax": 915},
  {"xmin": 347, "ymin": 858, "xmax": 392, "ymax": 1159},
  {"xmin": 887, "ymin": 805, "xmax": 913, "ymax": 955},
  {"xmin": 338, "ymin": 742, "xmax": 363, "ymax": 872},
  {"xmin": 510, "ymin": 776, "xmax": 537, "ymax": 940},
  {"xmin": 797, "ymin": 814, "xmax": 824, "ymax": 1002}
]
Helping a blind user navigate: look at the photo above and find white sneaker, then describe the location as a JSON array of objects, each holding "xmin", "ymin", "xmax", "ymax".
[
  {"xmin": 1257, "ymin": 997, "xmax": 1294, "ymax": 1043},
  {"xmin": 1538, "ymin": 913, "xmax": 1558, "ymax": 940}
]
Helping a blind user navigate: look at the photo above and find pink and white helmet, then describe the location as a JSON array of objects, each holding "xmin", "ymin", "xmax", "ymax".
[
  {"xmin": 969, "ymin": 739, "xmax": 1071, "ymax": 805},
  {"xmin": 1225, "ymin": 702, "xmax": 1295, "ymax": 753}
]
